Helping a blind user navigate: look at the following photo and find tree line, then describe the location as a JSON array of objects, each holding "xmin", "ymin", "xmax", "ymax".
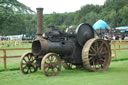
[
  {"xmin": 0, "ymin": 0, "xmax": 128, "ymax": 36},
  {"xmin": 43, "ymin": 0, "xmax": 128, "ymax": 31}
]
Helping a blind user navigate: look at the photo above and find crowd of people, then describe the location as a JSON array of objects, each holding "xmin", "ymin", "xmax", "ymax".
[
  {"xmin": 95, "ymin": 28, "xmax": 128, "ymax": 40},
  {"xmin": 103, "ymin": 34, "xmax": 128, "ymax": 40}
]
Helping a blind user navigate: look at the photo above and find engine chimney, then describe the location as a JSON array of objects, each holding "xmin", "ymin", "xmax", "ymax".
[{"xmin": 36, "ymin": 8, "xmax": 43, "ymax": 38}]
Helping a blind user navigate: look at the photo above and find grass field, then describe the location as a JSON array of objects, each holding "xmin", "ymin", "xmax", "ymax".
[
  {"xmin": 0, "ymin": 60, "xmax": 128, "ymax": 85},
  {"xmin": 0, "ymin": 43, "xmax": 128, "ymax": 85}
]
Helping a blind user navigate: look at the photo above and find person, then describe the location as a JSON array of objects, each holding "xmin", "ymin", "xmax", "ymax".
[
  {"xmin": 124, "ymin": 35, "xmax": 128, "ymax": 40},
  {"xmin": 65, "ymin": 26, "xmax": 73, "ymax": 34},
  {"xmin": 121, "ymin": 34, "xmax": 125, "ymax": 40},
  {"xmin": 112, "ymin": 35, "xmax": 115, "ymax": 40},
  {"xmin": 115, "ymin": 35, "xmax": 119, "ymax": 40}
]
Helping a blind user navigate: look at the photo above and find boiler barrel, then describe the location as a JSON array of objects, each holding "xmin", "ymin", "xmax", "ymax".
[{"xmin": 32, "ymin": 39, "xmax": 73, "ymax": 56}]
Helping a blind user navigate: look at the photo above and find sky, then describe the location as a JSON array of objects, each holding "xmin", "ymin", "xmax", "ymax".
[{"xmin": 18, "ymin": 0, "xmax": 105, "ymax": 14}]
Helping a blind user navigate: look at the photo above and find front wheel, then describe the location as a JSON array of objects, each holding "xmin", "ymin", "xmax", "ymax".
[{"xmin": 41, "ymin": 53, "xmax": 61, "ymax": 76}]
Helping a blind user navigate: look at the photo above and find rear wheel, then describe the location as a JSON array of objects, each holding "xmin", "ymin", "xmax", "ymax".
[{"xmin": 82, "ymin": 38, "xmax": 111, "ymax": 72}]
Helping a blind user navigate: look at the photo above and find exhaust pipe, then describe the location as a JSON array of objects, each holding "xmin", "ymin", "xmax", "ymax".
[
  {"xmin": 32, "ymin": 8, "xmax": 46, "ymax": 55},
  {"xmin": 36, "ymin": 8, "xmax": 43, "ymax": 38}
]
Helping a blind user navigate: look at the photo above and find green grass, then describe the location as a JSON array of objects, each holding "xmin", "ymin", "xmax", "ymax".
[
  {"xmin": 0, "ymin": 60, "xmax": 128, "ymax": 85},
  {"xmin": 0, "ymin": 40, "xmax": 32, "ymax": 48},
  {"xmin": 0, "ymin": 43, "xmax": 128, "ymax": 85},
  {"xmin": 112, "ymin": 50, "xmax": 128, "ymax": 60},
  {"xmin": 0, "ymin": 44, "xmax": 31, "ymax": 49}
]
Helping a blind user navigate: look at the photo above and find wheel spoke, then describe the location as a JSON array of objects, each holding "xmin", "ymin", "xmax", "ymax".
[
  {"xmin": 97, "ymin": 42, "xmax": 104, "ymax": 52},
  {"xmin": 48, "ymin": 56, "xmax": 52, "ymax": 63},
  {"xmin": 90, "ymin": 57, "xmax": 95, "ymax": 64},
  {"xmin": 27, "ymin": 55, "xmax": 30, "ymax": 61},
  {"xmin": 89, "ymin": 54, "xmax": 96, "ymax": 57},
  {"xmin": 23, "ymin": 66, "xmax": 27, "ymax": 69},
  {"xmin": 30, "ymin": 56, "xmax": 33, "ymax": 61},
  {"xmin": 55, "ymin": 66, "xmax": 60, "ymax": 71},
  {"xmin": 52, "ymin": 68, "xmax": 55, "ymax": 73},
  {"xmin": 92, "ymin": 59, "xmax": 95, "ymax": 65},
  {"xmin": 94, "ymin": 64, "xmax": 96, "ymax": 70},
  {"xmin": 99, "ymin": 47, "xmax": 104, "ymax": 54},
  {"xmin": 97, "ymin": 64, "xmax": 101, "ymax": 68},
  {"xmin": 95, "ymin": 42, "xmax": 99, "ymax": 51},
  {"xmin": 100, "ymin": 58, "xmax": 105, "ymax": 62},
  {"xmin": 45, "ymin": 58, "xmax": 50, "ymax": 64},
  {"xmin": 32, "ymin": 63, "xmax": 36, "ymax": 68},
  {"xmin": 31, "ymin": 58, "xmax": 36, "ymax": 62},
  {"xmin": 51, "ymin": 56, "xmax": 54, "ymax": 62},
  {"xmin": 26, "ymin": 67, "xmax": 30, "ymax": 73},
  {"xmin": 100, "ymin": 51, "xmax": 108, "ymax": 55},
  {"xmin": 44, "ymin": 63, "xmax": 50, "ymax": 68},
  {"xmin": 45, "ymin": 67, "xmax": 50, "ymax": 73},
  {"xmin": 23, "ymin": 58, "xmax": 27, "ymax": 63},
  {"xmin": 29, "ymin": 68, "xmax": 33, "ymax": 73},
  {"xmin": 22, "ymin": 63, "xmax": 27, "ymax": 66},
  {"xmin": 89, "ymin": 59, "xmax": 93, "ymax": 63},
  {"xmin": 31, "ymin": 65, "xmax": 35, "ymax": 70},
  {"xmin": 90, "ymin": 46, "xmax": 96, "ymax": 53}
]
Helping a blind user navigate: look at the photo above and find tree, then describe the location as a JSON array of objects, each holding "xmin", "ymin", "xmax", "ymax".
[
  {"xmin": 63, "ymin": 13, "xmax": 75, "ymax": 26},
  {"xmin": 79, "ymin": 11, "xmax": 99, "ymax": 25},
  {"xmin": 118, "ymin": 5, "xmax": 128, "ymax": 26},
  {"xmin": 105, "ymin": 0, "xmax": 128, "ymax": 12},
  {"xmin": 0, "ymin": 0, "xmax": 33, "ymax": 35}
]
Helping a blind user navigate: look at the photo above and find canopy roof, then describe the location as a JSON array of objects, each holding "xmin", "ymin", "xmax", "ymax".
[
  {"xmin": 115, "ymin": 26, "xmax": 128, "ymax": 32},
  {"xmin": 115, "ymin": 26, "xmax": 128, "ymax": 30},
  {"xmin": 93, "ymin": 20, "xmax": 108, "ymax": 30}
]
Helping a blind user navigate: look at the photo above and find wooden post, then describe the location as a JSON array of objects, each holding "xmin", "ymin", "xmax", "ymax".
[
  {"xmin": 113, "ymin": 43, "xmax": 117, "ymax": 58},
  {"xmin": 13, "ymin": 41, "xmax": 14, "ymax": 47},
  {"xmin": 3, "ymin": 49, "xmax": 7, "ymax": 69},
  {"xmin": 119, "ymin": 40, "xmax": 121, "ymax": 50}
]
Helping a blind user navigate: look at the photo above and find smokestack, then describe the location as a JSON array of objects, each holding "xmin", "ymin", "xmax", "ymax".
[{"xmin": 36, "ymin": 8, "xmax": 43, "ymax": 36}]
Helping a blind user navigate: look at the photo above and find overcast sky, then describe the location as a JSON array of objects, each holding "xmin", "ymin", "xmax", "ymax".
[{"xmin": 18, "ymin": 0, "xmax": 105, "ymax": 14}]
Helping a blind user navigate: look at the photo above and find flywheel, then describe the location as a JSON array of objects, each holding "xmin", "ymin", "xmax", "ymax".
[{"xmin": 82, "ymin": 38, "xmax": 111, "ymax": 72}]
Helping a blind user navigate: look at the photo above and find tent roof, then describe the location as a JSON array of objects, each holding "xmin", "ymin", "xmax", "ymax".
[
  {"xmin": 115, "ymin": 26, "xmax": 128, "ymax": 32},
  {"xmin": 93, "ymin": 20, "xmax": 108, "ymax": 30},
  {"xmin": 115, "ymin": 26, "xmax": 128, "ymax": 30}
]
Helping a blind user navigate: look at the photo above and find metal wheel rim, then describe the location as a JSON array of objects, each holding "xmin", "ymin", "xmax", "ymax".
[
  {"xmin": 20, "ymin": 52, "xmax": 38, "ymax": 74},
  {"xmin": 41, "ymin": 53, "xmax": 61, "ymax": 76},
  {"xmin": 82, "ymin": 38, "xmax": 111, "ymax": 72}
]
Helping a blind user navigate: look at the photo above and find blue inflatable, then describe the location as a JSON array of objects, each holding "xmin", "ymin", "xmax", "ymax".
[{"xmin": 93, "ymin": 20, "xmax": 108, "ymax": 30}]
